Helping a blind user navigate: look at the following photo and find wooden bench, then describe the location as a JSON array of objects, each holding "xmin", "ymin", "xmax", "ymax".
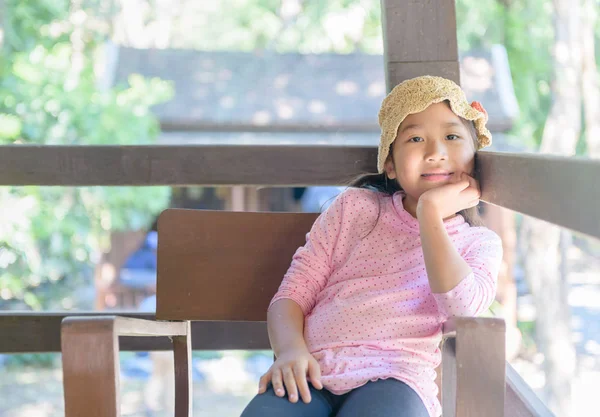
[{"xmin": 61, "ymin": 208, "xmax": 506, "ymax": 417}]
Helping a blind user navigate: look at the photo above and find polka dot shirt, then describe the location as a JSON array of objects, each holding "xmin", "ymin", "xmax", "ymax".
[{"xmin": 270, "ymin": 188, "xmax": 503, "ymax": 417}]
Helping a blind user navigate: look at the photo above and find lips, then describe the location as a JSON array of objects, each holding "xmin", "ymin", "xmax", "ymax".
[
  {"xmin": 421, "ymin": 171, "xmax": 453, "ymax": 181},
  {"xmin": 421, "ymin": 171, "xmax": 453, "ymax": 177}
]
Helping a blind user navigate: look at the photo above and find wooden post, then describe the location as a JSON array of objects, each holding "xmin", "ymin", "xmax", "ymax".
[{"xmin": 381, "ymin": 0, "xmax": 460, "ymax": 90}]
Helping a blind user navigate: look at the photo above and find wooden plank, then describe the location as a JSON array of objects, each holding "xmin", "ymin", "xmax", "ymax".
[
  {"xmin": 159, "ymin": 122, "xmax": 379, "ymax": 133},
  {"xmin": 381, "ymin": 0, "xmax": 460, "ymax": 88},
  {"xmin": 454, "ymin": 317, "xmax": 505, "ymax": 417},
  {"xmin": 441, "ymin": 338, "xmax": 457, "ymax": 417},
  {"xmin": 0, "ymin": 312, "xmax": 270, "ymax": 353},
  {"xmin": 387, "ymin": 61, "xmax": 461, "ymax": 90},
  {"xmin": 0, "ymin": 145, "xmax": 377, "ymax": 186},
  {"xmin": 173, "ymin": 322, "xmax": 192, "ymax": 417},
  {"xmin": 381, "ymin": 1, "xmax": 458, "ymax": 62},
  {"xmin": 62, "ymin": 317, "xmax": 120, "ymax": 417},
  {"xmin": 505, "ymin": 364, "xmax": 555, "ymax": 417},
  {"xmin": 479, "ymin": 152, "xmax": 600, "ymax": 239},
  {"xmin": 156, "ymin": 210, "xmax": 320, "ymax": 321},
  {"xmin": 441, "ymin": 318, "xmax": 506, "ymax": 417}
]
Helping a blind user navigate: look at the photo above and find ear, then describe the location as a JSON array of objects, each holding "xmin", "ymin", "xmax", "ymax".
[{"xmin": 384, "ymin": 159, "xmax": 397, "ymax": 180}]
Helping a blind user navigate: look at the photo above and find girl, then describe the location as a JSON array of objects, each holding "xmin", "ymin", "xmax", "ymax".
[{"xmin": 241, "ymin": 76, "xmax": 503, "ymax": 417}]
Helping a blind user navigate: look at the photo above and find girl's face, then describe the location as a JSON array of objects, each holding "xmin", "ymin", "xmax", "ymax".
[{"xmin": 384, "ymin": 102, "xmax": 476, "ymax": 214}]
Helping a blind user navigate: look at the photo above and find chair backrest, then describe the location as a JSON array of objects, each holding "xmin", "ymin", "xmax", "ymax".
[{"xmin": 156, "ymin": 209, "xmax": 319, "ymax": 321}]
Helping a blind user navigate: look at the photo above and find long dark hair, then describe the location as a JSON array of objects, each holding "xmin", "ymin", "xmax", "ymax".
[{"xmin": 348, "ymin": 116, "xmax": 484, "ymax": 228}]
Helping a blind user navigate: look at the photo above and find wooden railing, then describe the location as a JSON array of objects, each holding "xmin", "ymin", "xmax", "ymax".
[{"xmin": 1, "ymin": 145, "xmax": 598, "ymax": 239}]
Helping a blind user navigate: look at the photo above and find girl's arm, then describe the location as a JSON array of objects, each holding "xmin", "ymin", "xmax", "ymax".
[
  {"xmin": 267, "ymin": 298, "xmax": 308, "ymax": 357},
  {"xmin": 259, "ymin": 298, "xmax": 323, "ymax": 404},
  {"xmin": 416, "ymin": 174, "xmax": 502, "ymax": 317},
  {"xmin": 417, "ymin": 209, "xmax": 471, "ymax": 293}
]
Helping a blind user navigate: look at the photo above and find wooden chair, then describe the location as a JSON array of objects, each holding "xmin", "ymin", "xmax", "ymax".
[{"xmin": 61, "ymin": 208, "xmax": 506, "ymax": 417}]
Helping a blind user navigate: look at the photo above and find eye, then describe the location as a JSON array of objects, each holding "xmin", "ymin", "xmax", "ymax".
[
  {"xmin": 409, "ymin": 136, "xmax": 424, "ymax": 143},
  {"xmin": 446, "ymin": 134, "xmax": 460, "ymax": 141}
]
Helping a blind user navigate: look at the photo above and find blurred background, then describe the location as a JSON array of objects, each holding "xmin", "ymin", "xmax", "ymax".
[{"xmin": 0, "ymin": 1, "xmax": 599, "ymax": 416}]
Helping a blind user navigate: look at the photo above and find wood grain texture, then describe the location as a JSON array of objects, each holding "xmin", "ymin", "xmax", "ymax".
[
  {"xmin": 479, "ymin": 152, "xmax": 600, "ymax": 239},
  {"xmin": 441, "ymin": 338, "xmax": 457, "ymax": 417},
  {"xmin": 0, "ymin": 145, "xmax": 377, "ymax": 186},
  {"xmin": 156, "ymin": 209, "xmax": 320, "ymax": 321},
  {"xmin": 62, "ymin": 317, "xmax": 120, "ymax": 417},
  {"xmin": 173, "ymin": 321, "xmax": 192, "ymax": 417},
  {"xmin": 0, "ymin": 312, "xmax": 269, "ymax": 353},
  {"xmin": 61, "ymin": 317, "xmax": 192, "ymax": 417},
  {"xmin": 387, "ymin": 61, "xmax": 461, "ymax": 89},
  {"xmin": 454, "ymin": 317, "xmax": 506, "ymax": 417},
  {"xmin": 381, "ymin": 0, "xmax": 460, "ymax": 88},
  {"xmin": 381, "ymin": 0, "xmax": 458, "ymax": 62}
]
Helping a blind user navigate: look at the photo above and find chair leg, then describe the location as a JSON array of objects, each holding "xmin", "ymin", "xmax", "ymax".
[
  {"xmin": 62, "ymin": 318, "xmax": 120, "ymax": 417},
  {"xmin": 173, "ymin": 321, "xmax": 192, "ymax": 417}
]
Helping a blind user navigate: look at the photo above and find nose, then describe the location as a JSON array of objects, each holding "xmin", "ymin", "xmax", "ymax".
[{"xmin": 425, "ymin": 140, "xmax": 447, "ymax": 161}]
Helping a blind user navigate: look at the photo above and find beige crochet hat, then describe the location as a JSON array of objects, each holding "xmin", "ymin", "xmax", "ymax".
[{"xmin": 377, "ymin": 75, "xmax": 492, "ymax": 173}]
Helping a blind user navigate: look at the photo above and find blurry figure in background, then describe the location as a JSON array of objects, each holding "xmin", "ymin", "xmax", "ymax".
[{"xmin": 120, "ymin": 231, "xmax": 158, "ymax": 292}]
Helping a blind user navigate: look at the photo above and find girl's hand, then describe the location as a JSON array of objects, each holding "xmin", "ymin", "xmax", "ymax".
[
  {"xmin": 417, "ymin": 172, "xmax": 481, "ymax": 220},
  {"xmin": 258, "ymin": 346, "xmax": 323, "ymax": 404}
]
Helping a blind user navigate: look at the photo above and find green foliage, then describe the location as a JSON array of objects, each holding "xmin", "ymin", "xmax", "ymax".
[
  {"xmin": 2, "ymin": 353, "xmax": 59, "ymax": 369},
  {"xmin": 0, "ymin": 0, "xmax": 173, "ymax": 309}
]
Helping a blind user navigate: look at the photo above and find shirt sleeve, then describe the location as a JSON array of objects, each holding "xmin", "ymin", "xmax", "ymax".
[
  {"xmin": 269, "ymin": 191, "xmax": 346, "ymax": 315},
  {"xmin": 432, "ymin": 229, "xmax": 503, "ymax": 318}
]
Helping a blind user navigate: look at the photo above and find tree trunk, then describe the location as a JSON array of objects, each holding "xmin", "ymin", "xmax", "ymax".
[
  {"xmin": 522, "ymin": 0, "xmax": 580, "ymax": 414},
  {"xmin": 581, "ymin": 0, "xmax": 600, "ymax": 158}
]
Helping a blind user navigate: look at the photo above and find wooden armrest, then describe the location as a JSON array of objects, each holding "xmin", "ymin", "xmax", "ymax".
[
  {"xmin": 62, "ymin": 315, "xmax": 188, "ymax": 337},
  {"xmin": 61, "ymin": 316, "xmax": 191, "ymax": 417},
  {"xmin": 441, "ymin": 316, "xmax": 505, "ymax": 338},
  {"xmin": 441, "ymin": 317, "xmax": 506, "ymax": 417}
]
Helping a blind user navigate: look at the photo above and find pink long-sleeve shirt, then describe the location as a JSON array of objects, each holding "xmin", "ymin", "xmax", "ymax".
[{"xmin": 269, "ymin": 188, "xmax": 503, "ymax": 417}]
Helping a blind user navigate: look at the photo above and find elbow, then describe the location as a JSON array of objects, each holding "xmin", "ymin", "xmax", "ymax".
[{"xmin": 435, "ymin": 273, "xmax": 496, "ymax": 318}]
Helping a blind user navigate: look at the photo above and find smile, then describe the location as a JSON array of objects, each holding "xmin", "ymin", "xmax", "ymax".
[{"xmin": 421, "ymin": 172, "xmax": 453, "ymax": 181}]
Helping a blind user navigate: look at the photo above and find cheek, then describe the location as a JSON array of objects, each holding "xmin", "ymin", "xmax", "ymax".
[{"xmin": 453, "ymin": 147, "xmax": 475, "ymax": 172}]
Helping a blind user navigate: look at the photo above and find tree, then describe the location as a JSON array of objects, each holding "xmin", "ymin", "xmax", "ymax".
[
  {"xmin": 520, "ymin": 0, "xmax": 582, "ymax": 414},
  {"xmin": 0, "ymin": 0, "xmax": 173, "ymax": 309}
]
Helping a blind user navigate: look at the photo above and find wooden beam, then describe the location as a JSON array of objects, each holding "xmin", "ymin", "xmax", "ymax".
[
  {"xmin": 0, "ymin": 312, "xmax": 270, "ymax": 353},
  {"xmin": 0, "ymin": 145, "xmax": 377, "ymax": 187},
  {"xmin": 381, "ymin": 0, "xmax": 460, "ymax": 89},
  {"xmin": 0, "ymin": 146, "xmax": 598, "ymax": 238},
  {"xmin": 479, "ymin": 152, "xmax": 600, "ymax": 239}
]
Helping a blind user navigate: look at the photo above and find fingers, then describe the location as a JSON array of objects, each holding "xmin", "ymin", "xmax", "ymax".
[
  {"xmin": 271, "ymin": 368, "xmax": 286, "ymax": 397},
  {"xmin": 294, "ymin": 364, "xmax": 312, "ymax": 403},
  {"xmin": 258, "ymin": 370, "xmax": 271, "ymax": 394},
  {"xmin": 282, "ymin": 367, "xmax": 299, "ymax": 403},
  {"xmin": 307, "ymin": 359, "xmax": 323, "ymax": 390},
  {"xmin": 260, "ymin": 358, "xmax": 321, "ymax": 403},
  {"xmin": 462, "ymin": 172, "xmax": 481, "ymax": 195}
]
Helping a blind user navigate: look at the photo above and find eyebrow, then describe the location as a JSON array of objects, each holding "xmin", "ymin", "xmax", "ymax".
[{"xmin": 400, "ymin": 121, "xmax": 463, "ymax": 134}]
